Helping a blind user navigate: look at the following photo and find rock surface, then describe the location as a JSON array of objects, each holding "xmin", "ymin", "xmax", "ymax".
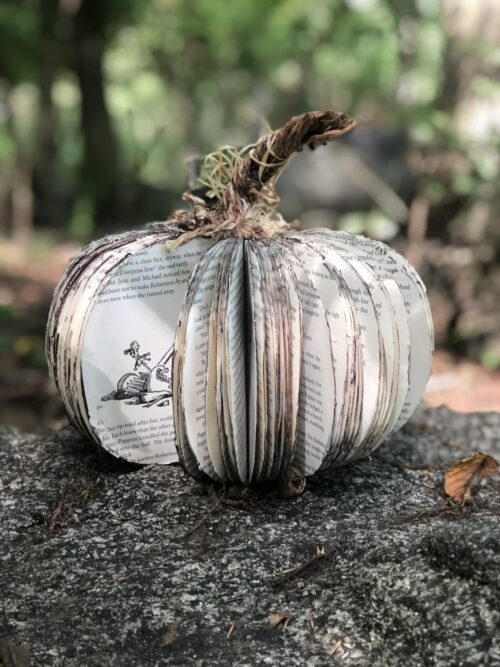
[{"xmin": 1, "ymin": 406, "xmax": 499, "ymax": 667}]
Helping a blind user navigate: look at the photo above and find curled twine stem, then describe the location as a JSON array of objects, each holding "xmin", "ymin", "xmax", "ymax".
[{"xmin": 166, "ymin": 109, "xmax": 356, "ymax": 250}]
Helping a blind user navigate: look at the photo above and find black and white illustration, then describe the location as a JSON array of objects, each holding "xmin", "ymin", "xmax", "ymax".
[
  {"xmin": 102, "ymin": 340, "xmax": 173, "ymax": 408},
  {"xmin": 74, "ymin": 238, "xmax": 213, "ymax": 464}
]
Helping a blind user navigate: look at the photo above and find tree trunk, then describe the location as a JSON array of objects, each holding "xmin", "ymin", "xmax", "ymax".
[
  {"xmin": 73, "ymin": 0, "xmax": 120, "ymax": 224},
  {"xmin": 3, "ymin": 87, "xmax": 34, "ymax": 246},
  {"xmin": 36, "ymin": 0, "xmax": 62, "ymax": 228}
]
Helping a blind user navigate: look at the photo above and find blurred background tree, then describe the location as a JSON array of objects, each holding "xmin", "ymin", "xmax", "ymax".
[{"xmin": 1, "ymin": 0, "xmax": 500, "ymax": 429}]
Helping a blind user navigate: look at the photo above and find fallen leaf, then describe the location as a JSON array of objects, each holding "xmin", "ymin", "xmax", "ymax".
[
  {"xmin": 268, "ymin": 611, "xmax": 290, "ymax": 631},
  {"xmin": 226, "ymin": 621, "xmax": 236, "ymax": 639},
  {"xmin": 272, "ymin": 545, "xmax": 334, "ymax": 586},
  {"xmin": 161, "ymin": 623, "xmax": 179, "ymax": 647},
  {"xmin": 106, "ymin": 516, "xmax": 125, "ymax": 525},
  {"xmin": 444, "ymin": 452, "xmax": 498, "ymax": 502},
  {"xmin": 329, "ymin": 639, "xmax": 343, "ymax": 656}
]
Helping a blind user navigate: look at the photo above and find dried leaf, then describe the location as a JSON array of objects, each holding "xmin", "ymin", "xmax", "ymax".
[
  {"xmin": 226, "ymin": 621, "xmax": 236, "ymax": 639},
  {"xmin": 161, "ymin": 623, "xmax": 178, "ymax": 647},
  {"xmin": 329, "ymin": 639, "xmax": 343, "ymax": 656},
  {"xmin": 444, "ymin": 452, "xmax": 498, "ymax": 502},
  {"xmin": 272, "ymin": 545, "xmax": 334, "ymax": 586},
  {"xmin": 268, "ymin": 612, "xmax": 290, "ymax": 631}
]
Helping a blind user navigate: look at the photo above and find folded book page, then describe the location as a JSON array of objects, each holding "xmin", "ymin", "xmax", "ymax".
[
  {"xmin": 304, "ymin": 230, "xmax": 433, "ymax": 429},
  {"xmin": 280, "ymin": 242, "xmax": 336, "ymax": 476},
  {"xmin": 178, "ymin": 242, "xmax": 227, "ymax": 476},
  {"xmin": 81, "ymin": 237, "xmax": 214, "ymax": 464},
  {"xmin": 225, "ymin": 242, "xmax": 249, "ymax": 481}
]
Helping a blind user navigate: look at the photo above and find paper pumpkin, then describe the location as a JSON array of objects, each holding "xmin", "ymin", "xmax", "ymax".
[{"xmin": 46, "ymin": 110, "xmax": 433, "ymax": 484}]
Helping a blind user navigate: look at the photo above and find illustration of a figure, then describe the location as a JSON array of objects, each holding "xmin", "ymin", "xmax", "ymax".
[
  {"xmin": 102, "ymin": 340, "xmax": 173, "ymax": 407},
  {"xmin": 124, "ymin": 341, "xmax": 152, "ymax": 371}
]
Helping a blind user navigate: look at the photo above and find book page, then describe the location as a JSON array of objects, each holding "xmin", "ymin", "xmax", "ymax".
[
  {"xmin": 182, "ymin": 242, "xmax": 229, "ymax": 478},
  {"xmin": 244, "ymin": 243, "xmax": 258, "ymax": 481},
  {"xmin": 276, "ymin": 247, "xmax": 303, "ymax": 472},
  {"xmin": 81, "ymin": 237, "xmax": 213, "ymax": 464},
  {"xmin": 301, "ymin": 232, "xmax": 427, "ymax": 416},
  {"xmin": 371, "ymin": 278, "xmax": 410, "ymax": 448},
  {"xmin": 267, "ymin": 244, "xmax": 293, "ymax": 476},
  {"xmin": 248, "ymin": 243, "xmax": 267, "ymax": 480},
  {"xmin": 224, "ymin": 242, "xmax": 248, "ymax": 482},
  {"xmin": 172, "ymin": 251, "xmax": 213, "ymax": 480},
  {"xmin": 284, "ymin": 245, "xmax": 336, "ymax": 476},
  {"xmin": 283, "ymin": 238, "xmax": 352, "ymax": 465},
  {"xmin": 307, "ymin": 230, "xmax": 432, "ymax": 429},
  {"xmin": 246, "ymin": 243, "xmax": 268, "ymax": 481},
  {"xmin": 207, "ymin": 240, "xmax": 241, "ymax": 481},
  {"xmin": 205, "ymin": 245, "xmax": 230, "ymax": 479},
  {"xmin": 303, "ymin": 233, "xmax": 392, "ymax": 447},
  {"xmin": 56, "ymin": 232, "xmax": 161, "ymax": 437},
  {"xmin": 330, "ymin": 251, "xmax": 390, "ymax": 452},
  {"xmin": 256, "ymin": 246, "xmax": 278, "ymax": 479}
]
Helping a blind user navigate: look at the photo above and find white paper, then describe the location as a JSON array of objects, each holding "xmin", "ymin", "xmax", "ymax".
[
  {"xmin": 224, "ymin": 241, "xmax": 248, "ymax": 481},
  {"xmin": 284, "ymin": 244, "xmax": 336, "ymax": 476},
  {"xmin": 181, "ymin": 242, "xmax": 228, "ymax": 477},
  {"xmin": 81, "ymin": 238, "xmax": 213, "ymax": 463}
]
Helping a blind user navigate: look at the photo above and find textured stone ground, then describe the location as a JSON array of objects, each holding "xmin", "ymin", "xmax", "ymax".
[{"xmin": 1, "ymin": 406, "xmax": 499, "ymax": 667}]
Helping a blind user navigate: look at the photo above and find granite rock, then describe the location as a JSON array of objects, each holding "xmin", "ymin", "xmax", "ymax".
[{"xmin": 1, "ymin": 406, "xmax": 499, "ymax": 667}]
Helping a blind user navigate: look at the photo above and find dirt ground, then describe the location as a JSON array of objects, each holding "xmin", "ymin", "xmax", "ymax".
[{"xmin": 425, "ymin": 350, "xmax": 500, "ymax": 413}]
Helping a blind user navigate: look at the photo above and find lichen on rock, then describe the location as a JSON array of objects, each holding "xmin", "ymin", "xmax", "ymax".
[{"xmin": 0, "ymin": 406, "xmax": 499, "ymax": 666}]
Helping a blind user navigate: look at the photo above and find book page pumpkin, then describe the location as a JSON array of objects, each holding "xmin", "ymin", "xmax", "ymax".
[{"xmin": 46, "ymin": 110, "xmax": 433, "ymax": 483}]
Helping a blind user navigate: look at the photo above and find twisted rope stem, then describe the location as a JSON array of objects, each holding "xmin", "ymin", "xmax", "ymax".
[
  {"xmin": 216, "ymin": 109, "xmax": 356, "ymax": 218},
  {"xmin": 166, "ymin": 109, "xmax": 356, "ymax": 249}
]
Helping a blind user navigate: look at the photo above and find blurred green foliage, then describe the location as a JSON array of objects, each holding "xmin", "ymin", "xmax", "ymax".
[
  {"xmin": 0, "ymin": 0, "xmax": 472, "ymax": 236},
  {"xmin": 1, "ymin": 0, "xmax": 500, "ymax": 366}
]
